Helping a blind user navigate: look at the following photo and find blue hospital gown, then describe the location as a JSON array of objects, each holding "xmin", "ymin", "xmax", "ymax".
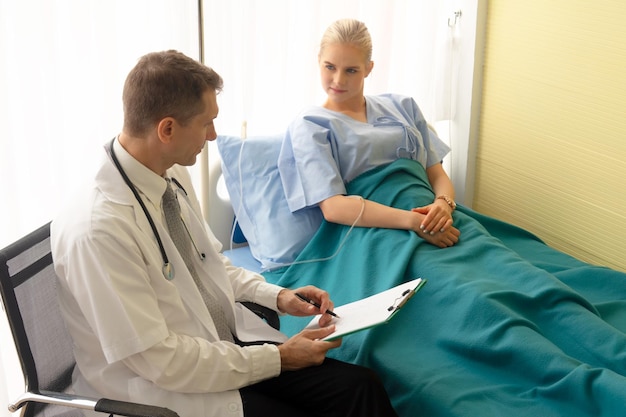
[{"xmin": 278, "ymin": 93, "xmax": 450, "ymax": 213}]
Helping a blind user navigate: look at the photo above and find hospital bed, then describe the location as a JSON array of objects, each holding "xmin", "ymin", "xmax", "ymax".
[{"xmin": 209, "ymin": 134, "xmax": 626, "ymax": 417}]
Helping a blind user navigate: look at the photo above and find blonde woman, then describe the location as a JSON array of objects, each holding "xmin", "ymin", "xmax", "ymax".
[{"xmin": 279, "ymin": 18, "xmax": 460, "ymax": 248}]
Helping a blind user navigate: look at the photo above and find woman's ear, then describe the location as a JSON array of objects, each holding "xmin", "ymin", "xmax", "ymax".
[{"xmin": 365, "ymin": 60, "xmax": 374, "ymax": 77}]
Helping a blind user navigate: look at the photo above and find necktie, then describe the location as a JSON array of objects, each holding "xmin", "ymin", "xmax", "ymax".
[{"xmin": 162, "ymin": 181, "xmax": 234, "ymax": 342}]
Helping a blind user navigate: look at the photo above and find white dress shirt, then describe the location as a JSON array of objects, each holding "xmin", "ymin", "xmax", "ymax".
[{"xmin": 51, "ymin": 138, "xmax": 286, "ymax": 417}]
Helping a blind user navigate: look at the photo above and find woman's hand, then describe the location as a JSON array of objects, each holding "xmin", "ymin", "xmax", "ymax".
[
  {"xmin": 422, "ymin": 162, "xmax": 458, "ymax": 243},
  {"xmin": 416, "ymin": 222, "xmax": 460, "ymax": 248},
  {"xmin": 411, "ymin": 203, "xmax": 460, "ymax": 248},
  {"xmin": 320, "ymin": 192, "xmax": 460, "ymax": 248},
  {"xmin": 412, "ymin": 199, "xmax": 454, "ymax": 235}
]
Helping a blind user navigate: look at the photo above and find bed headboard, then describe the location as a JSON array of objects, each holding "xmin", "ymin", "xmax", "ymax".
[{"xmin": 205, "ymin": 140, "xmax": 236, "ymax": 249}]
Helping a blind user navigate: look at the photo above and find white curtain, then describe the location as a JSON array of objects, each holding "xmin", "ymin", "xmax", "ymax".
[
  {"xmin": 199, "ymin": 0, "xmax": 473, "ymax": 239},
  {"xmin": 201, "ymin": 0, "xmax": 457, "ymax": 137},
  {"xmin": 0, "ymin": 0, "xmax": 200, "ymax": 249},
  {"xmin": 1, "ymin": 0, "xmax": 476, "ymax": 410},
  {"xmin": 200, "ymin": 0, "xmax": 466, "ymax": 224},
  {"xmin": 0, "ymin": 0, "xmax": 199, "ymax": 409}
]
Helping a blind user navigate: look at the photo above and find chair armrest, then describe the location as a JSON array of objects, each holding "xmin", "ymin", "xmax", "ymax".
[
  {"xmin": 96, "ymin": 398, "xmax": 179, "ymax": 417},
  {"xmin": 9, "ymin": 390, "xmax": 179, "ymax": 417},
  {"xmin": 241, "ymin": 301, "xmax": 280, "ymax": 331}
]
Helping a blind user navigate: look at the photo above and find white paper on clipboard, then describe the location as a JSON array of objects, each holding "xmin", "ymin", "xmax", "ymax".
[{"xmin": 303, "ymin": 278, "xmax": 427, "ymax": 341}]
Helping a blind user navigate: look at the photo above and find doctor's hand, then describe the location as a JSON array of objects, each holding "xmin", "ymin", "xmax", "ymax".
[
  {"xmin": 278, "ymin": 326, "xmax": 342, "ymax": 371},
  {"xmin": 277, "ymin": 286, "xmax": 335, "ymax": 327}
]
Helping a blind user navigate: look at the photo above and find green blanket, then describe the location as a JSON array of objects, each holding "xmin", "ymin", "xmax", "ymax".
[{"xmin": 264, "ymin": 158, "xmax": 626, "ymax": 417}]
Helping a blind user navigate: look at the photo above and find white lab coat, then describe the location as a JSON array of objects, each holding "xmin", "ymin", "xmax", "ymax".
[{"xmin": 51, "ymin": 140, "xmax": 287, "ymax": 417}]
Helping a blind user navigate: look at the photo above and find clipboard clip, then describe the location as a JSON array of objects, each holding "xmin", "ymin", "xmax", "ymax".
[{"xmin": 387, "ymin": 289, "xmax": 416, "ymax": 312}]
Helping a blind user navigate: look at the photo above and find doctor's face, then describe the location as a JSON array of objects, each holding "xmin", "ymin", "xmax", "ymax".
[
  {"xmin": 319, "ymin": 42, "xmax": 372, "ymax": 108},
  {"xmin": 172, "ymin": 89, "xmax": 219, "ymax": 167}
]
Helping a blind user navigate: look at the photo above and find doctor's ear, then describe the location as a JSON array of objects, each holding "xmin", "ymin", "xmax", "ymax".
[{"xmin": 157, "ymin": 117, "xmax": 176, "ymax": 144}]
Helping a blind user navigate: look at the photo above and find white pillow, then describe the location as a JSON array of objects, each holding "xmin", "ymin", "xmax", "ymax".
[{"xmin": 216, "ymin": 134, "xmax": 323, "ymax": 270}]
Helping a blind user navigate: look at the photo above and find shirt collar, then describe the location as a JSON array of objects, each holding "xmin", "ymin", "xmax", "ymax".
[{"xmin": 112, "ymin": 136, "xmax": 168, "ymax": 210}]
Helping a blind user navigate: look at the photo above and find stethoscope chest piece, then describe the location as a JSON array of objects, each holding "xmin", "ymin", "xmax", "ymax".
[{"xmin": 163, "ymin": 263, "xmax": 175, "ymax": 280}]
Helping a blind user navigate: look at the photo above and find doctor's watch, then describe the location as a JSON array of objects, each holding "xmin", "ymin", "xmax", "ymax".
[{"xmin": 436, "ymin": 195, "xmax": 456, "ymax": 211}]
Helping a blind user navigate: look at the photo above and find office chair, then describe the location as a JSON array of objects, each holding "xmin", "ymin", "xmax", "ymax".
[
  {"xmin": 0, "ymin": 222, "xmax": 279, "ymax": 417},
  {"xmin": 0, "ymin": 222, "xmax": 178, "ymax": 417}
]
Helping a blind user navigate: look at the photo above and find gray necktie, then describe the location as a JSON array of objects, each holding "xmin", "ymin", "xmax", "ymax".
[{"xmin": 162, "ymin": 181, "xmax": 234, "ymax": 342}]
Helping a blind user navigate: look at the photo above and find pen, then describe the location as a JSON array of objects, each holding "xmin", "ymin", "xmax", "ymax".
[{"xmin": 295, "ymin": 292, "xmax": 339, "ymax": 318}]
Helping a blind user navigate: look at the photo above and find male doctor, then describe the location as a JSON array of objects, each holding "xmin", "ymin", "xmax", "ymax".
[{"xmin": 51, "ymin": 50, "xmax": 397, "ymax": 417}]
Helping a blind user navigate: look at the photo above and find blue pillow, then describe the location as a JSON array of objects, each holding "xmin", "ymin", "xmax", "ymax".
[{"xmin": 216, "ymin": 134, "xmax": 323, "ymax": 270}]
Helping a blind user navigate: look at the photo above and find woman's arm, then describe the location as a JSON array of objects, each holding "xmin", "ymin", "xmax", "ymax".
[
  {"xmin": 319, "ymin": 194, "xmax": 459, "ymax": 248},
  {"xmin": 411, "ymin": 163, "xmax": 457, "ymax": 236}
]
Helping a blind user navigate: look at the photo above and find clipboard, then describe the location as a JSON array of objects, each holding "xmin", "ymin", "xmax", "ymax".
[{"xmin": 303, "ymin": 278, "xmax": 427, "ymax": 341}]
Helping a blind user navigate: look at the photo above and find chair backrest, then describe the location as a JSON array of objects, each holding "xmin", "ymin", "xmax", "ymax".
[
  {"xmin": 1, "ymin": 223, "xmax": 276, "ymax": 417},
  {"xmin": 0, "ymin": 222, "xmax": 80, "ymax": 417}
]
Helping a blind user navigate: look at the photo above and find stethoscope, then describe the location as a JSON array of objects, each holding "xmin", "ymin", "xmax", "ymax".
[{"xmin": 108, "ymin": 138, "xmax": 205, "ymax": 280}]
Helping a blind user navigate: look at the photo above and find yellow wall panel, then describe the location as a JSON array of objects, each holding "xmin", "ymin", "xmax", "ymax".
[{"xmin": 475, "ymin": 0, "xmax": 626, "ymax": 271}]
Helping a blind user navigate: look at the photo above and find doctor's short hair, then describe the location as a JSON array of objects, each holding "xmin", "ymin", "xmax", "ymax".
[
  {"xmin": 122, "ymin": 50, "xmax": 223, "ymax": 137},
  {"xmin": 319, "ymin": 18, "xmax": 373, "ymax": 63}
]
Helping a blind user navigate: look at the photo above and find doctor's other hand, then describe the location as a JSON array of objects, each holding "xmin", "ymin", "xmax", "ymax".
[
  {"xmin": 277, "ymin": 286, "xmax": 335, "ymax": 327},
  {"xmin": 278, "ymin": 326, "xmax": 342, "ymax": 371}
]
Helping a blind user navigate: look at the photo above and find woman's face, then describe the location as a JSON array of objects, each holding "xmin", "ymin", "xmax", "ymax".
[{"xmin": 318, "ymin": 43, "xmax": 373, "ymax": 108}]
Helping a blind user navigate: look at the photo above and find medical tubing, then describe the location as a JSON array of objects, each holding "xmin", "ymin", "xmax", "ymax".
[
  {"xmin": 262, "ymin": 195, "xmax": 365, "ymax": 272},
  {"xmin": 230, "ymin": 135, "xmax": 364, "ymax": 271}
]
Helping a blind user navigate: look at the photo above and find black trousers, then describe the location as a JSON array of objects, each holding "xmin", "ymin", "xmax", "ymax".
[{"xmin": 239, "ymin": 358, "xmax": 398, "ymax": 417}]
